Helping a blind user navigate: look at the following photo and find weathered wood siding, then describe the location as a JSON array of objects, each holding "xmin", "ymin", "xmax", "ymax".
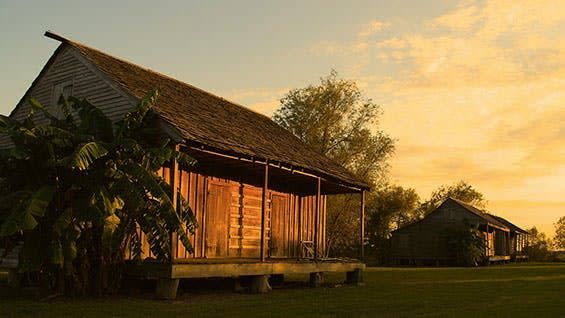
[
  {"xmin": 130, "ymin": 166, "xmax": 327, "ymax": 260},
  {"xmin": 494, "ymin": 229, "xmax": 508, "ymax": 256},
  {"xmin": 391, "ymin": 199, "xmax": 488, "ymax": 261},
  {"xmin": 0, "ymin": 44, "xmax": 135, "ymax": 148}
]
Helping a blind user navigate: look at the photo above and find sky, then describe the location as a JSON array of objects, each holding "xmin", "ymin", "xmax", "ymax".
[{"xmin": 1, "ymin": 0, "xmax": 563, "ymax": 237}]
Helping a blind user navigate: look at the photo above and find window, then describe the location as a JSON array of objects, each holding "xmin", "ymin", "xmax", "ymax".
[
  {"xmin": 52, "ymin": 80, "xmax": 73, "ymax": 105},
  {"xmin": 52, "ymin": 80, "xmax": 73, "ymax": 118}
]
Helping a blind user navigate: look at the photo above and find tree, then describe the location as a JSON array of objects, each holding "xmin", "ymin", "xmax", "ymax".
[
  {"xmin": 420, "ymin": 181, "xmax": 486, "ymax": 215},
  {"xmin": 524, "ymin": 227, "xmax": 553, "ymax": 261},
  {"xmin": 273, "ymin": 71, "xmax": 395, "ymax": 256},
  {"xmin": 0, "ymin": 91, "xmax": 196, "ymax": 295},
  {"xmin": 365, "ymin": 185, "xmax": 420, "ymax": 264},
  {"xmin": 445, "ymin": 222, "xmax": 485, "ymax": 266},
  {"xmin": 554, "ymin": 216, "xmax": 565, "ymax": 250}
]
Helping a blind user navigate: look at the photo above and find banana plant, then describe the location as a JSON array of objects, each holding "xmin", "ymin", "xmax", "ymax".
[{"xmin": 0, "ymin": 90, "xmax": 196, "ymax": 295}]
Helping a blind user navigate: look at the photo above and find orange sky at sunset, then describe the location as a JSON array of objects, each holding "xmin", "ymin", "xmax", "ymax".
[
  {"xmin": 346, "ymin": 1, "xmax": 565, "ymax": 233},
  {"xmin": 228, "ymin": 0, "xmax": 565, "ymax": 237},
  {"xmin": 374, "ymin": 0, "xmax": 565, "ymax": 238},
  {"xmin": 1, "ymin": 0, "xmax": 562, "ymax": 237}
]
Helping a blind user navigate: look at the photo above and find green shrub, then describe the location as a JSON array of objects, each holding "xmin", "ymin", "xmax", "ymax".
[{"xmin": 445, "ymin": 223, "xmax": 485, "ymax": 266}]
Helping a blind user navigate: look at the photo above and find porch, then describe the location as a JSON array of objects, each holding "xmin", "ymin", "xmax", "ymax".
[
  {"xmin": 482, "ymin": 223, "xmax": 511, "ymax": 262},
  {"xmin": 126, "ymin": 142, "xmax": 368, "ymax": 298},
  {"xmin": 125, "ymin": 258, "xmax": 365, "ymax": 298}
]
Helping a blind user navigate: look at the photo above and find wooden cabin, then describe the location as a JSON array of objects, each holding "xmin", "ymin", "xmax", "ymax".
[
  {"xmin": 2, "ymin": 32, "xmax": 368, "ymax": 298},
  {"xmin": 390, "ymin": 197, "xmax": 518, "ymax": 265}
]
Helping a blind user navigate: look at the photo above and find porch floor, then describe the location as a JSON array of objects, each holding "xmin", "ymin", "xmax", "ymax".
[
  {"xmin": 126, "ymin": 258, "xmax": 365, "ymax": 279},
  {"xmin": 488, "ymin": 255, "xmax": 511, "ymax": 262}
]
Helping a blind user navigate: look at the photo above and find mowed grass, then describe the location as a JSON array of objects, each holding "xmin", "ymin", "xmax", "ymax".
[{"xmin": 1, "ymin": 263, "xmax": 564, "ymax": 318}]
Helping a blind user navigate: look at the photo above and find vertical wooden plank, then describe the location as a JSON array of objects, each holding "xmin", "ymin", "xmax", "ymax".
[
  {"xmin": 314, "ymin": 177, "xmax": 321, "ymax": 261},
  {"xmin": 200, "ymin": 175, "xmax": 207, "ymax": 258},
  {"xmin": 305, "ymin": 196, "xmax": 309, "ymax": 243},
  {"xmin": 260, "ymin": 161, "xmax": 269, "ymax": 262},
  {"xmin": 288, "ymin": 194, "xmax": 294, "ymax": 257},
  {"xmin": 187, "ymin": 168, "xmax": 194, "ymax": 258},
  {"xmin": 310, "ymin": 196, "xmax": 314, "ymax": 241},
  {"xmin": 162, "ymin": 164, "xmax": 170, "ymax": 261},
  {"xmin": 294, "ymin": 194, "xmax": 297, "ymax": 257},
  {"xmin": 303, "ymin": 197, "xmax": 307, "ymax": 242},
  {"xmin": 180, "ymin": 169, "xmax": 192, "ymax": 258},
  {"xmin": 306, "ymin": 197, "xmax": 310, "ymax": 242},
  {"xmin": 189, "ymin": 172, "xmax": 197, "ymax": 258},
  {"xmin": 176, "ymin": 168, "xmax": 186, "ymax": 259},
  {"xmin": 322, "ymin": 195, "xmax": 327, "ymax": 257},
  {"xmin": 169, "ymin": 145, "xmax": 180, "ymax": 261},
  {"xmin": 304, "ymin": 196, "xmax": 312, "ymax": 241},
  {"xmin": 360, "ymin": 190, "xmax": 365, "ymax": 260},
  {"xmin": 310, "ymin": 196, "xmax": 315, "ymax": 241},
  {"xmin": 238, "ymin": 182, "xmax": 244, "ymax": 257},
  {"xmin": 191, "ymin": 172, "xmax": 200, "ymax": 258},
  {"xmin": 286, "ymin": 193, "xmax": 291, "ymax": 257},
  {"xmin": 296, "ymin": 195, "xmax": 302, "ymax": 259}
]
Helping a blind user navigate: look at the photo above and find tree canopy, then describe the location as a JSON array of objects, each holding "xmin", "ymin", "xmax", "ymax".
[
  {"xmin": 419, "ymin": 181, "xmax": 486, "ymax": 215},
  {"xmin": 0, "ymin": 91, "xmax": 196, "ymax": 295},
  {"xmin": 273, "ymin": 71, "xmax": 395, "ymax": 256},
  {"xmin": 273, "ymin": 70, "xmax": 395, "ymax": 186},
  {"xmin": 525, "ymin": 227, "xmax": 554, "ymax": 261},
  {"xmin": 367, "ymin": 185, "xmax": 421, "ymax": 240},
  {"xmin": 365, "ymin": 185, "xmax": 420, "ymax": 264}
]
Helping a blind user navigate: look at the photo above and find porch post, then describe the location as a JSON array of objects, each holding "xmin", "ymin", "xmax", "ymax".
[
  {"xmin": 169, "ymin": 144, "xmax": 180, "ymax": 261},
  {"xmin": 314, "ymin": 177, "xmax": 321, "ymax": 261},
  {"xmin": 360, "ymin": 190, "xmax": 365, "ymax": 261},
  {"xmin": 260, "ymin": 160, "xmax": 269, "ymax": 262}
]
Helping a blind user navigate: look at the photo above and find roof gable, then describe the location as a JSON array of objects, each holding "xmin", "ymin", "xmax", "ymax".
[
  {"xmin": 42, "ymin": 32, "xmax": 367, "ymax": 190},
  {"xmin": 392, "ymin": 197, "xmax": 510, "ymax": 234},
  {"xmin": 447, "ymin": 198, "xmax": 508, "ymax": 230},
  {"xmin": 1, "ymin": 43, "xmax": 136, "ymax": 149}
]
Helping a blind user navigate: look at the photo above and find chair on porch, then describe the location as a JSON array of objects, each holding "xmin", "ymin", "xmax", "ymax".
[{"xmin": 300, "ymin": 241, "xmax": 314, "ymax": 259}]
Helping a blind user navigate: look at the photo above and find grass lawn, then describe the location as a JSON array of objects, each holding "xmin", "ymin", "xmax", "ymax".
[{"xmin": 1, "ymin": 263, "xmax": 564, "ymax": 317}]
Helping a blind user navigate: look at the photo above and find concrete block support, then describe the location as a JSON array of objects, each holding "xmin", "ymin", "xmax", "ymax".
[
  {"xmin": 249, "ymin": 275, "xmax": 272, "ymax": 293},
  {"xmin": 309, "ymin": 272, "xmax": 324, "ymax": 287},
  {"xmin": 155, "ymin": 278, "xmax": 180, "ymax": 299},
  {"xmin": 346, "ymin": 269, "xmax": 364, "ymax": 285}
]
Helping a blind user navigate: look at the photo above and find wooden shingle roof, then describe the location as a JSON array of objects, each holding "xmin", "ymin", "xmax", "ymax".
[
  {"xmin": 449, "ymin": 198, "xmax": 509, "ymax": 230},
  {"xmin": 45, "ymin": 32, "xmax": 368, "ymax": 191},
  {"xmin": 487, "ymin": 214, "xmax": 528, "ymax": 234}
]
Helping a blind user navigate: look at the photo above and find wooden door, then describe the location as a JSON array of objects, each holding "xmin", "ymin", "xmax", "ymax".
[
  {"xmin": 270, "ymin": 193, "xmax": 288, "ymax": 258},
  {"xmin": 205, "ymin": 181, "xmax": 231, "ymax": 258}
]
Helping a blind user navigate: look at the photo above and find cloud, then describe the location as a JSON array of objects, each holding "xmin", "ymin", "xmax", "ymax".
[
  {"xmin": 358, "ymin": 20, "xmax": 390, "ymax": 37},
  {"xmin": 309, "ymin": 19, "xmax": 392, "ymax": 75},
  {"xmin": 223, "ymin": 87, "xmax": 289, "ymax": 116},
  {"xmin": 234, "ymin": 1, "xmax": 564, "ymax": 234},
  {"xmin": 427, "ymin": 4, "xmax": 481, "ymax": 31},
  {"xmin": 308, "ymin": 0, "xmax": 565, "ymax": 234}
]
